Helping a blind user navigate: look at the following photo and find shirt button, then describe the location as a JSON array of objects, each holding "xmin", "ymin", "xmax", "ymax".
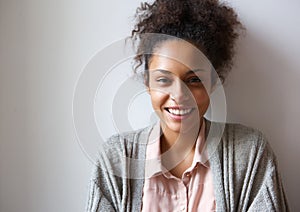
[{"xmin": 180, "ymin": 206, "xmax": 186, "ymax": 211}]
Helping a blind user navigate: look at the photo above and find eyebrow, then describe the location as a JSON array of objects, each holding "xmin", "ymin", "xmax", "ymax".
[{"xmin": 152, "ymin": 69, "xmax": 206, "ymax": 75}]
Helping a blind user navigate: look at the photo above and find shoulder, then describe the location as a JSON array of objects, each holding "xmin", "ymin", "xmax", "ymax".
[
  {"xmin": 206, "ymin": 119, "xmax": 269, "ymax": 150},
  {"xmin": 105, "ymin": 125, "xmax": 153, "ymax": 148},
  {"xmin": 93, "ymin": 125, "xmax": 154, "ymax": 179},
  {"xmin": 221, "ymin": 122, "xmax": 275, "ymax": 161},
  {"xmin": 224, "ymin": 122, "xmax": 268, "ymax": 148},
  {"xmin": 98, "ymin": 125, "xmax": 154, "ymax": 160},
  {"xmin": 206, "ymin": 119, "xmax": 275, "ymax": 162}
]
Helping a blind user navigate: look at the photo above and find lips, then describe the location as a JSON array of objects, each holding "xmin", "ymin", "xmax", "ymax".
[{"xmin": 164, "ymin": 107, "xmax": 194, "ymax": 116}]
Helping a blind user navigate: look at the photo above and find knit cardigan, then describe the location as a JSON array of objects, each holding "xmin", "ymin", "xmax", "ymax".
[{"xmin": 86, "ymin": 121, "xmax": 289, "ymax": 212}]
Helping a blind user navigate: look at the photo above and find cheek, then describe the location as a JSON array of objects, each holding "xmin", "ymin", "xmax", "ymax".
[
  {"xmin": 192, "ymin": 90, "xmax": 210, "ymax": 116},
  {"xmin": 149, "ymin": 90, "xmax": 169, "ymax": 108},
  {"xmin": 193, "ymin": 89, "xmax": 210, "ymax": 106}
]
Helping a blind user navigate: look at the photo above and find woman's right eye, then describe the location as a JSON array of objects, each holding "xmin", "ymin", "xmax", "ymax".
[{"xmin": 156, "ymin": 78, "xmax": 171, "ymax": 84}]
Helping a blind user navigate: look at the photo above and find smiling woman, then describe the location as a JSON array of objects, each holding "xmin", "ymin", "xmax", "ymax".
[
  {"xmin": 147, "ymin": 40, "xmax": 211, "ymax": 136},
  {"xmin": 86, "ymin": 0, "xmax": 290, "ymax": 211}
]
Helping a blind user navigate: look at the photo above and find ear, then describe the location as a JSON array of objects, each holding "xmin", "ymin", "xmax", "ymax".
[
  {"xmin": 145, "ymin": 84, "xmax": 150, "ymax": 94},
  {"xmin": 209, "ymin": 68, "xmax": 221, "ymax": 93},
  {"xmin": 144, "ymin": 72, "xmax": 150, "ymax": 94},
  {"xmin": 210, "ymin": 81, "xmax": 218, "ymax": 93}
]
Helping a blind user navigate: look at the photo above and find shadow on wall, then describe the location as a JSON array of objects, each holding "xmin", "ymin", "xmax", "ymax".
[{"xmin": 224, "ymin": 31, "xmax": 300, "ymax": 211}]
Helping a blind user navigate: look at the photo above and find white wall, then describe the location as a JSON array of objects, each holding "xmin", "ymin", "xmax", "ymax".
[{"xmin": 0, "ymin": 0, "xmax": 299, "ymax": 211}]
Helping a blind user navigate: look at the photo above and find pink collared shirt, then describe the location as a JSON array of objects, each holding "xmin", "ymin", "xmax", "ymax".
[{"xmin": 142, "ymin": 121, "xmax": 216, "ymax": 212}]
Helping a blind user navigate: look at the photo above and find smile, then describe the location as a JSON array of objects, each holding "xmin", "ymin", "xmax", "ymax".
[{"xmin": 165, "ymin": 108, "xmax": 194, "ymax": 116}]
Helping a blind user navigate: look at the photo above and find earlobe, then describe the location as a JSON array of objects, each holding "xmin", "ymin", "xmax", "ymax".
[
  {"xmin": 145, "ymin": 84, "xmax": 150, "ymax": 94},
  {"xmin": 210, "ymin": 82, "xmax": 217, "ymax": 93},
  {"xmin": 144, "ymin": 77, "xmax": 150, "ymax": 94},
  {"xmin": 146, "ymin": 87, "xmax": 150, "ymax": 94},
  {"xmin": 208, "ymin": 74, "xmax": 220, "ymax": 94},
  {"xmin": 210, "ymin": 78, "xmax": 224, "ymax": 93}
]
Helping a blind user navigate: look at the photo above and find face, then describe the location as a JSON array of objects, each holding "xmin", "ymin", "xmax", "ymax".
[{"xmin": 147, "ymin": 40, "xmax": 212, "ymax": 134}]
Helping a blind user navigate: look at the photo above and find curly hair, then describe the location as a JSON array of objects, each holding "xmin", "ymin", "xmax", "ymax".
[{"xmin": 131, "ymin": 0, "xmax": 244, "ymax": 84}]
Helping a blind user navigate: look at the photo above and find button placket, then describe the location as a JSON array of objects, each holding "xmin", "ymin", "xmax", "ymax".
[{"xmin": 177, "ymin": 181, "xmax": 188, "ymax": 212}]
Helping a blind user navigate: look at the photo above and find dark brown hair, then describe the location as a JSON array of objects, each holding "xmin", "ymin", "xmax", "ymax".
[{"xmin": 131, "ymin": 0, "xmax": 244, "ymax": 84}]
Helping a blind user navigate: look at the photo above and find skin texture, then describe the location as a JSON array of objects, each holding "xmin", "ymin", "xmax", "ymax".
[{"xmin": 147, "ymin": 40, "xmax": 212, "ymax": 177}]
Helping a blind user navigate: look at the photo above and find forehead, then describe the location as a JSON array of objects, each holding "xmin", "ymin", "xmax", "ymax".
[{"xmin": 150, "ymin": 39, "xmax": 211, "ymax": 71}]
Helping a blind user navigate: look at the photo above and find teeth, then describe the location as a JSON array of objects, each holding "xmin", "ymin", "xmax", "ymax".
[{"xmin": 168, "ymin": 108, "xmax": 192, "ymax": 116}]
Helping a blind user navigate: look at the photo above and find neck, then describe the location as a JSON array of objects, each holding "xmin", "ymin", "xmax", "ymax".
[
  {"xmin": 159, "ymin": 118, "xmax": 204, "ymax": 171},
  {"xmin": 160, "ymin": 118, "xmax": 203, "ymax": 152}
]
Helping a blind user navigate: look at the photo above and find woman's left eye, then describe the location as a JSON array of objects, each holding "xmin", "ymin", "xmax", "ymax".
[{"xmin": 187, "ymin": 77, "xmax": 202, "ymax": 84}]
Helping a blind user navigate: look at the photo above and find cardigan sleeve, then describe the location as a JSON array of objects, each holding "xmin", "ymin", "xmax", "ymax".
[
  {"xmin": 86, "ymin": 178, "xmax": 116, "ymax": 212},
  {"xmin": 248, "ymin": 161, "xmax": 290, "ymax": 212},
  {"xmin": 246, "ymin": 141, "xmax": 290, "ymax": 212},
  {"xmin": 85, "ymin": 136, "xmax": 123, "ymax": 212},
  {"xmin": 85, "ymin": 127, "xmax": 149, "ymax": 212}
]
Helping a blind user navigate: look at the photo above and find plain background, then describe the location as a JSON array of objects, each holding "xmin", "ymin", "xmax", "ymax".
[{"xmin": 1, "ymin": 0, "xmax": 299, "ymax": 211}]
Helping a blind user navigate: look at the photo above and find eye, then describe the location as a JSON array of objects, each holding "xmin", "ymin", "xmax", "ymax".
[
  {"xmin": 186, "ymin": 76, "xmax": 202, "ymax": 84},
  {"xmin": 156, "ymin": 77, "xmax": 171, "ymax": 84}
]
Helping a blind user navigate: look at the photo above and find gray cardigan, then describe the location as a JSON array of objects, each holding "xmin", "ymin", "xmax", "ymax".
[{"xmin": 86, "ymin": 121, "xmax": 289, "ymax": 212}]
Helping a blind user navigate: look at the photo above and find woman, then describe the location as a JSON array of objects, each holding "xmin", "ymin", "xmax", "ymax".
[{"xmin": 86, "ymin": 0, "xmax": 289, "ymax": 211}]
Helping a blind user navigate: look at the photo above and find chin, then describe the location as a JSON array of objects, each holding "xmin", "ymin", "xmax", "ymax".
[{"xmin": 163, "ymin": 119, "xmax": 200, "ymax": 134}]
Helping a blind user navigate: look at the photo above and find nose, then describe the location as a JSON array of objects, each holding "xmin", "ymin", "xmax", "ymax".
[{"xmin": 169, "ymin": 79, "xmax": 190, "ymax": 103}]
